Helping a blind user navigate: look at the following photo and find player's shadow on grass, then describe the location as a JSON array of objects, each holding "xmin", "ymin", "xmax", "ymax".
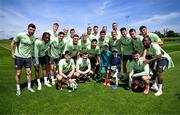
[
  {"xmin": 20, "ymin": 78, "xmax": 43, "ymax": 90},
  {"xmin": 175, "ymin": 94, "xmax": 180, "ymax": 100}
]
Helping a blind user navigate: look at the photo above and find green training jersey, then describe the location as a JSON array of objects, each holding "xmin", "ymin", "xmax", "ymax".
[
  {"xmin": 64, "ymin": 41, "xmax": 81, "ymax": 57},
  {"xmin": 109, "ymin": 37, "xmax": 121, "ymax": 54},
  {"xmin": 48, "ymin": 38, "xmax": 65, "ymax": 58},
  {"xmin": 59, "ymin": 58, "xmax": 75, "ymax": 73},
  {"xmin": 14, "ymin": 32, "xmax": 36, "ymax": 58},
  {"xmin": 131, "ymin": 35, "xmax": 144, "ymax": 55},
  {"xmin": 79, "ymin": 39, "xmax": 91, "ymax": 54},
  {"xmin": 98, "ymin": 38, "xmax": 109, "ymax": 51},
  {"xmin": 130, "ymin": 58, "xmax": 149, "ymax": 77},
  {"xmin": 91, "ymin": 32, "xmax": 100, "ymax": 41},
  {"xmin": 76, "ymin": 58, "xmax": 91, "ymax": 71},
  {"xmin": 46, "ymin": 29, "xmax": 58, "ymax": 40},
  {"xmin": 86, "ymin": 45, "xmax": 100, "ymax": 58},
  {"xmin": 148, "ymin": 32, "xmax": 161, "ymax": 43},
  {"xmin": 147, "ymin": 43, "xmax": 174, "ymax": 69},
  {"xmin": 34, "ymin": 38, "xmax": 50, "ymax": 64},
  {"xmin": 120, "ymin": 34, "xmax": 134, "ymax": 55},
  {"xmin": 87, "ymin": 34, "xmax": 94, "ymax": 41}
]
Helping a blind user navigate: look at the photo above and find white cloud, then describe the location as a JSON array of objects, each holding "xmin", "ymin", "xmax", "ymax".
[
  {"xmin": 130, "ymin": 12, "xmax": 180, "ymax": 26},
  {"xmin": 0, "ymin": 8, "xmax": 29, "ymax": 39},
  {"xmin": 94, "ymin": 0, "xmax": 112, "ymax": 16}
]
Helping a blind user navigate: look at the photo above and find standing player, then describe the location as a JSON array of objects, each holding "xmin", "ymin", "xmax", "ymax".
[
  {"xmin": 86, "ymin": 26, "xmax": 94, "ymax": 41},
  {"xmin": 120, "ymin": 27, "xmax": 134, "ymax": 79},
  {"xmin": 63, "ymin": 27, "xmax": 71, "ymax": 44},
  {"xmin": 33, "ymin": 32, "xmax": 52, "ymax": 90},
  {"xmin": 109, "ymin": 30, "xmax": 122, "ymax": 56},
  {"xmin": 112, "ymin": 22, "xmax": 121, "ymax": 39},
  {"xmin": 11, "ymin": 24, "xmax": 36, "ymax": 96},
  {"xmin": 142, "ymin": 37, "xmax": 174, "ymax": 96},
  {"xmin": 86, "ymin": 39, "xmax": 100, "ymax": 80},
  {"xmin": 79, "ymin": 33, "xmax": 91, "ymax": 55},
  {"xmin": 92, "ymin": 26, "xmax": 100, "ymax": 40},
  {"xmin": 48, "ymin": 32, "xmax": 66, "ymax": 85},
  {"xmin": 129, "ymin": 28, "xmax": 144, "ymax": 56},
  {"xmin": 63, "ymin": 34, "xmax": 81, "ymax": 61},
  {"xmin": 102, "ymin": 25, "xmax": 111, "ymax": 42},
  {"xmin": 46, "ymin": 23, "xmax": 59, "ymax": 40},
  {"xmin": 98, "ymin": 31, "xmax": 109, "ymax": 50},
  {"xmin": 139, "ymin": 25, "xmax": 163, "ymax": 45}
]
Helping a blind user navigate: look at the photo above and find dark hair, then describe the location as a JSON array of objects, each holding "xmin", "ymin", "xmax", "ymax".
[
  {"xmin": 70, "ymin": 28, "xmax": 75, "ymax": 32},
  {"xmin": 132, "ymin": 50, "xmax": 139, "ymax": 55},
  {"xmin": 93, "ymin": 26, "xmax": 98, "ymax": 29},
  {"xmin": 58, "ymin": 32, "xmax": 65, "ymax": 35},
  {"xmin": 91, "ymin": 38, "xmax": 97, "ymax": 43},
  {"xmin": 112, "ymin": 22, "xmax": 117, "ymax": 25},
  {"xmin": 143, "ymin": 36, "xmax": 152, "ymax": 43},
  {"xmin": 87, "ymin": 26, "xmax": 92, "ymax": 29},
  {"xmin": 65, "ymin": 51, "xmax": 71, "ymax": 55},
  {"xmin": 83, "ymin": 52, "xmax": 89, "ymax": 55},
  {"xmin": 42, "ymin": 32, "xmax": 50, "ymax": 38},
  {"xmin": 53, "ymin": 23, "xmax": 59, "ymax": 26},
  {"xmin": 100, "ymin": 31, "xmax": 106, "ymax": 35},
  {"xmin": 139, "ymin": 25, "xmax": 147, "ymax": 31},
  {"xmin": 73, "ymin": 34, "xmax": 79, "ymax": 38},
  {"xmin": 120, "ymin": 27, "xmax": 126, "ymax": 32},
  {"xmin": 28, "ymin": 23, "xmax": 36, "ymax": 29},
  {"xmin": 129, "ymin": 28, "xmax": 136, "ymax": 33}
]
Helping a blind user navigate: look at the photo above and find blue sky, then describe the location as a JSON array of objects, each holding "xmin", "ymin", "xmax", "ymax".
[{"xmin": 0, "ymin": 0, "xmax": 180, "ymax": 39}]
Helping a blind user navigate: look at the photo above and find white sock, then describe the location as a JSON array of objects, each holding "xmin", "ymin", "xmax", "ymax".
[
  {"xmin": 115, "ymin": 77, "xmax": 118, "ymax": 85},
  {"xmin": 51, "ymin": 76, "xmax": 54, "ymax": 81},
  {"xmin": 16, "ymin": 84, "xmax": 20, "ymax": 90},
  {"xmin": 158, "ymin": 84, "xmax": 163, "ymax": 92},
  {"xmin": 154, "ymin": 82, "xmax": 157, "ymax": 87},
  {"xmin": 28, "ymin": 82, "xmax": 31, "ymax": 89},
  {"xmin": 44, "ymin": 77, "xmax": 48, "ymax": 83},
  {"xmin": 37, "ymin": 79, "xmax": 41, "ymax": 85}
]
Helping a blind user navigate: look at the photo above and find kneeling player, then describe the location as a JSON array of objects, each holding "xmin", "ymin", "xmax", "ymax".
[
  {"xmin": 74, "ymin": 52, "xmax": 93, "ymax": 82},
  {"xmin": 56, "ymin": 51, "xmax": 76, "ymax": 92},
  {"xmin": 129, "ymin": 51, "xmax": 151, "ymax": 94}
]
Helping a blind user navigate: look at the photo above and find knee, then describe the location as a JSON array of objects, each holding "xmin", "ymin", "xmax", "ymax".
[
  {"xmin": 74, "ymin": 72, "xmax": 80, "ymax": 77},
  {"xmin": 35, "ymin": 66, "xmax": 39, "ymax": 72},
  {"xmin": 89, "ymin": 71, "xmax": 94, "ymax": 76},
  {"xmin": 56, "ymin": 74, "xmax": 62, "ymax": 81},
  {"xmin": 26, "ymin": 70, "xmax": 31, "ymax": 76},
  {"xmin": 16, "ymin": 71, "xmax": 21, "ymax": 77},
  {"xmin": 156, "ymin": 69, "xmax": 163, "ymax": 76}
]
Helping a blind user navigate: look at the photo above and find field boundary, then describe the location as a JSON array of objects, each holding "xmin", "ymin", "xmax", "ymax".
[{"xmin": 0, "ymin": 45, "xmax": 11, "ymax": 51}]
